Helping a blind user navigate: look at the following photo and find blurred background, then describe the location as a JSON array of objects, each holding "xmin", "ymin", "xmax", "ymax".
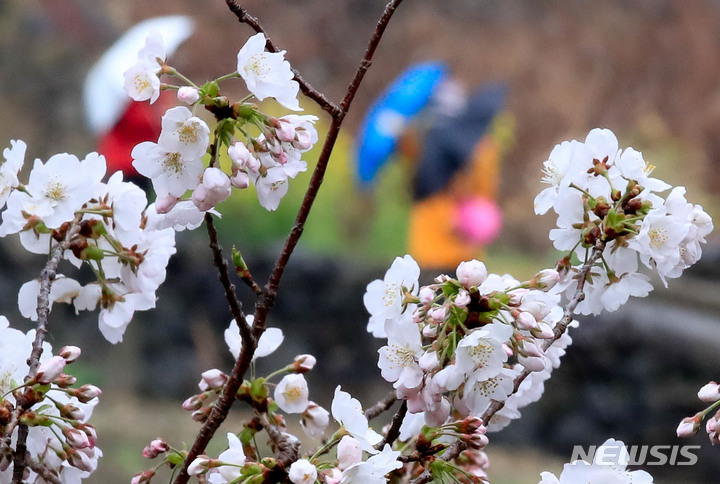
[{"xmin": 1, "ymin": 0, "xmax": 720, "ymax": 482}]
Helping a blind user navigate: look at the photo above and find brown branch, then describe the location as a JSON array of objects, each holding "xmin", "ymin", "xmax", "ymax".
[
  {"xmin": 258, "ymin": 413, "xmax": 300, "ymax": 469},
  {"xmin": 257, "ymin": 0, "xmax": 405, "ymax": 327},
  {"xmin": 173, "ymin": 2, "xmax": 405, "ymax": 482},
  {"xmin": 365, "ymin": 390, "xmax": 398, "ymax": 421},
  {"xmin": 480, "ymin": 240, "xmax": 606, "ymax": 427},
  {"xmin": 378, "ymin": 400, "xmax": 406, "ymax": 449},
  {"xmin": 224, "ymin": 0, "xmax": 341, "ymax": 117},
  {"xmin": 204, "ymin": 213, "xmax": 251, "ymax": 343},
  {"xmin": 12, "ymin": 222, "xmax": 80, "ymax": 484}
]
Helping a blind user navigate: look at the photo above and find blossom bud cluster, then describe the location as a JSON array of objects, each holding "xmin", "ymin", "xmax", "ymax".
[
  {"xmin": 536, "ymin": 128, "xmax": 713, "ymax": 315},
  {"xmin": 0, "ymin": 140, "xmax": 176, "ymax": 344},
  {"xmin": 0, "ymin": 317, "xmax": 101, "ymax": 482},
  {"xmin": 364, "ymin": 254, "xmax": 575, "ymax": 438},
  {"xmin": 123, "ymin": 31, "xmax": 318, "ymax": 218},
  {"xmin": 677, "ymin": 381, "xmax": 720, "ymax": 445}
]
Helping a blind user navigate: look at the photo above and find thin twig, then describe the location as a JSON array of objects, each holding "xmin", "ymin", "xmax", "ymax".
[
  {"xmin": 224, "ymin": 0, "xmax": 341, "ymax": 117},
  {"xmin": 205, "ymin": 213, "xmax": 251, "ymax": 342},
  {"xmin": 12, "ymin": 222, "xmax": 80, "ymax": 484},
  {"xmin": 173, "ymin": 2, "xmax": 405, "ymax": 482},
  {"xmin": 256, "ymin": 0, "xmax": 405, "ymax": 330},
  {"xmin": 257, "ymin": 413, "xmax": 300, "ymax": 469},
  {"xmin": 378, "ymin": 400, "xmax": 406, "ymax": 449},
  {"xmin": 365, "ymin": 390, "xmax": 398, "ymax": 421}
]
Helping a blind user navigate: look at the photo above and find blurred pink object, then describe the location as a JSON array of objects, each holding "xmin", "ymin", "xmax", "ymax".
[{"xmin": 455, "ymin": 197, "xmax": 503, "ymax": 245}]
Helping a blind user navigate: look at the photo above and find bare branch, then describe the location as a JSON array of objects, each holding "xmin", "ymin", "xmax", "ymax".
[
  {"xmin": 365, "ymin": 390, "xmax": 398, "ymax": 421},
  {"xmin": 12, "ymin": 221, "xmax": 80, "ymax": 483},
  {"xmin": 258, "ymin": 413, "xmax": 300, "ymax": 469},
  {"xmin": 378, "ymin": 400, "xmax": 407, "ymax": 449},
  {"xmin": 173, "ymin": 2, "xmax": 405, "ymax": 482}
]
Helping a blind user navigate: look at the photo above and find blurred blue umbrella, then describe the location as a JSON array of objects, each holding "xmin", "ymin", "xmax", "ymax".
[
  {"xmin": 356, "ymin": 61, "xmax": 448, "ymax": 186},
  {"xmin": 413, "ymin": 82, "xmax": 506, "ymax": 199}
]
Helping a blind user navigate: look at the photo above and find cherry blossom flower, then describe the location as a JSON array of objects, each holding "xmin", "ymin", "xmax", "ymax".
[
  {"xmin": 236, "ymin": 33, "xmax": 301, "ymax": 111},
  {"xmin": 192, "ymin": 167, "xmax": 232, "ymax": 211},
  {"xmin": 340, "ymin": 444, "xmax": 403, "ymax": 483},
  {"xmin": 455, "ymin": 323, "xmax": 513, "ymax": 380},
  {"xmin": 288, "ymin": 459, "xmax": 317, "ymax": 484},
  {"xmin": 123, "ymin": 61, "xmax": 161, "ymax": 103},
  {"xmin": 224, "ymin": 316, "xmax": 284, "ymax": 360},
  {"xmin": 177, "ymin": 86, "xmax": 200, "ymax": 105},
  {"xmin": 331, "ymin": 386, "xmax": 382, "ymax": 453},
  {"xmin": 132, "ymin": 141, "xmax": 203, "ymax": 198},
  {"xmin": 363, "ymin": 254, "xmax": 420, "ymax": 338},
  {"xmin": 377, "ymin": 316, "xmax": 424, "ymax": 390},
  {"xmin": 0, "ymin": 139, "xmax": 25, "ymax": 208},
  {"xmin": 274, "ymin": 373, "xmax": 310, "ymax": 414},
  {"xmin": 0, "ymin": 317, "xmax": 101, "ymax": 482},
  {"xmin": 301, "ymin": 402, "xmax": 330, "ymax": 438},
  {"xmin": 538, "ymin": 439, "xmax": 653, "ymax": 484},
  {"xmin": 158, "ymin": 106, "xmax": 210, "ymax": 160},
  {"xmin": 456, "ymin": 259, "xmax": 488, "ymax": 288}
]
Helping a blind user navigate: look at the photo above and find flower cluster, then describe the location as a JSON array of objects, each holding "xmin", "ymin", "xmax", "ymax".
[
  {"xmin": 677, "ymin": 381, "xmax": 720, "ymax": 445},
  {"xmin": 536, "ymin": 128, "xmax": 713, "ymax": 315},
  {"xmin": 365, "ymin": 255, "xmax": 573, "ymax": 436},
  {"xmin": 0, "ymin": 318, "xmax": 101, "ymax": 483},
  {"xmin": 124, "ymin": 31, "xmax": 318, "ymax": 216},
  {"xmin": 0, "ymin": 141, "xmax": 176, "ymax": 343}
]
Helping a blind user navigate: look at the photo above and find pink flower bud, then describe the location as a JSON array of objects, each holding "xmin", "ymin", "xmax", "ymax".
[
  {"xmin": 530, "ymin": 322, "xmax": 555, "ymax": 339},
  {"xmin": 35, "ymin": 356, "xmax": 67, "ymax": 384},
  {"xmin": 292, "ymin": 354, "xmax": 316, "ymax": 373},
  {"xmin": 419, "ymin": 351, "xmax": 439, "ymax": 372},
  {"xmin": 324, "ymin": 468, "xmax": 342, "ymax": 484},
  {"xmin": 142, "ymin": 438, "xmax": 170, "ymax": 459},
  {"xmin": 64, "ymin": 427, "xmax": 90, "ymax": 449},
  {"xmin": 422, "ymin": 324, "xmax": 437, "ymax": 338},
  {"xmin": 192, "ymin": 167, "xmax": 231, "ymax": 212},
  {"xmin": 191, "ymin": 407, "xmax": 212, "ymax": 423},
  {"xmin": 60, "ymin": 403, "xmax": 86, "ymax": 421},
  {"xmin": 418, "ymin": 286, "xmax": 435, "ymax": 305},
  {"xmin": 698, "ymin": 381, "xmax": 720, "ymax": 403},
  {"xmin": 707, "ymin": 414, "xmax": 720, "ymax": 445},
  {"xmin": 188, "ymin": 456, "xmax": 213, "ymax": 475},
  {"xmin": 59, "ymin": 346, "xmax": 82, "ymax": 363},
  {"xmin": 230, "ymin": 170, "xmax": 250, "ymax": 189},
  {"xmin": 518, "ymin": 354, "xmax": 545, "ymax": 372},
  {"xmin": 198, "ymin": 369, "xmax": 228, "ymax": 392},
  {"xmin": 456, "ymin": 260, "xmax": 488, "ymax": 288},
  {"xmin": 677, "ymin": 415, "xmax": 701, "ymax": 438},
  {"xmin": 131, "ymin": 470, "xmax": 155, "ymax": 484},
  {"xmin": 182, "ymin": 393, "xmax": 208, "ymax": 411},
  {"xmin": 508, "ymin": 288, "xmax": 528, "ymax": 306},
  {"xmin": 455, "ymin": 289, "xmax": 471, "ymax": 308},
  {"xmin": 502, "ymin": 343, "xmax": 514, "ymax": 358},
  {"xmin": 428, "ymin": 306, "xmax": 448, "ymax": 322},
  {"xmin": 515, "ymin": 311, "xmax": 538, "ymax": 330},
  {"xmin": 228, "ymin": 142, "xmax": 255, "ymax": 170},
  {"xmin": 54, "ymin": 374, "xmax": 78, "ymax": 388},
  {"xmin": 177, "ymin": 86, "xmax": 200, "ymax": 105},
  {"xmin": 68, "ymin": 447, "xmax": 96, "ymax": 472},
  {"xmin": 533, "ymin": 269, "xmax": 560, "ymax": 291},
  {"xmin": 293, "ymin": 129, "xmax": 313, "ymax": 151},
  {"xmin": 155, "ymin": 193, "xmax": 179, "ymax": 214},
  {"xmin": 74, "ymin": 384, "xmax": 102, "ymax": 403},
  {"xmin": 274, "ymin": 119, "xmax": 296, "ymax": 143},
  {"xmin": 337, "ymin": 436, "xmax": 362, "ymax": 470}
]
